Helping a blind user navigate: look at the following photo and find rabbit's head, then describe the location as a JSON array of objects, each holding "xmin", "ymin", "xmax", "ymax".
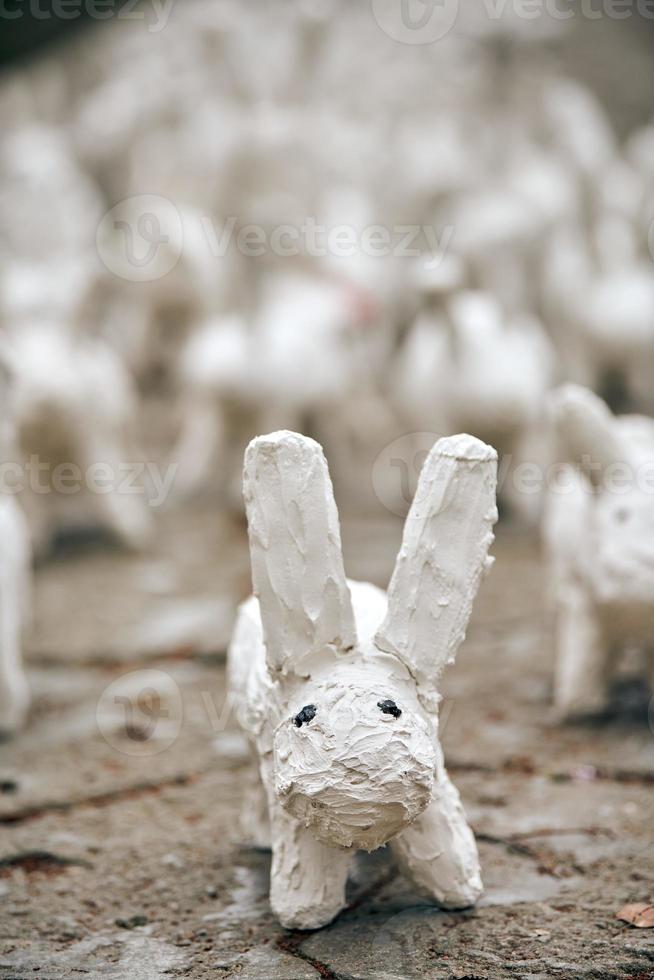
[
  {"xmin": 551, "ymin": 385, "xmax": 654, "ymax": 613},
  {"xmin": 244, "ymin": 430, "xmax": 497, "ymax": 851},
  {"xmin": 272, "ymin": 654, "xmax": 438, "ymax": 850}
]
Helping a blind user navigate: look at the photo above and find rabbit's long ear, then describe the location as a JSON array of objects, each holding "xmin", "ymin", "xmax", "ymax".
[
  {"xmin": 243, "ymin": 431, "xmax": 357, "ymax": 675},
  {"xmin": 550, "ymin": 385, "xmax": 626, "ymax": 484},
  {"xmin": 375, "ymin": 435, "xmax": 497, "ymax": 711}
]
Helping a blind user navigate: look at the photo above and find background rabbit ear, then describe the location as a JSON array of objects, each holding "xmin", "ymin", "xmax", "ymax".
[
  {"xmin": 375, "ymin": 434, "xmax": 497, "ymax": 711},
  {"xmin": 243, "ymin": 430, "xmax": 357, "ymax": 675},
  {"xmin": 550, "ymin": 385, "xmax": 626, "ymax": 485}
]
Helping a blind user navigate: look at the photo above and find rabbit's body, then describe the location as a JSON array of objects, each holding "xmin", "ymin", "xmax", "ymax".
[
  {"xmin": 543, "ymin": 386, "xmax": 654, "ymax": 719},
  {"xmin": 228, "ymin": 430, "xmax": 497, "ymax": 928}
]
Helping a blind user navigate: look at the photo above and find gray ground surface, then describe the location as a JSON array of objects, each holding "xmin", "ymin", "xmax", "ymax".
[{"xmin": 0, "ymin": 509, "xmax": 652, "ymax": 980}]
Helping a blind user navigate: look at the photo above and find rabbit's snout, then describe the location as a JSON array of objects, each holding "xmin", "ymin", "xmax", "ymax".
[{"xmin": 272, "ymin": 688, "xmax": 437, "ymax": 851}]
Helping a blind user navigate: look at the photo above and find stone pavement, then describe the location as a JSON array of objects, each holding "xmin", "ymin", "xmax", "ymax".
[{"xmin": 0, "ymin": 507, "xmax": 652, "ymax": 980}]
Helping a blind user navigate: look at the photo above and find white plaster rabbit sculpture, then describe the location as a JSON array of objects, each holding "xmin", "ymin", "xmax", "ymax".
[
  {"xmin": 543, "ymin": 385, "xmax": 654, "ymax": 720},
  {"xmin": 228, "ymin": 429, "xmax": 497, "ymax": 929},
  {"xmin": 395, "ymin": 284, "xmax": 554, "ymax": 522},
  {"xmin": 1, "ymin": 311, "xmax": 153, "ymax": 558},
  {"xmin": 173, "ymin": 268, "xmax": 384, "ymax": 504},
  {"xmin": 0, "ymin": 357, "xmax": 31, "ymax": 737},
  {"xmin": 0, "ymin": 125, "xmax": 103, "ymax": 263},
  {"xmin": 96, "ymin": 201, "xmax": 240, "ymax": 389},
  {"xmin": 541, "ymin": 217, "xmax": 654, "ymax": 414}
]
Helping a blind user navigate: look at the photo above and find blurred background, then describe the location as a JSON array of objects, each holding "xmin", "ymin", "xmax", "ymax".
[
  {"xmin": 0, "ymin": 3, "xmax": 653, "ymax": 976},
  {"xmin": 2, "ymin": 1, "xmax": 654, "ymax": 532},
  {"xmin": 1, "ymin": 1, "xmax": 653, "ymax": 529}
]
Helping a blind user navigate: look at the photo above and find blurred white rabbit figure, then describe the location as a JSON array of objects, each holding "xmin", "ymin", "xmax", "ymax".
[
  {"xmin": 174, "ymin": 267, "xmax": 384, "ymax": 505},
  {"xmin": 228, "ymin": 429, "xmax": 497, "ymax": 928},
  {"xmin": 1, "ymin": 265, "xmax": 154, "ymax": 557},
  {"xmin": 96, "ymin": 200, "xmax": 241, "ymax": 389},
  {"xmin": 543, "ymin": 385, "xmax": 654, "ymax": 720},
  {"xmin": 541, "ymin": 215, "xmax": 654, "ymax": 415},
  {"xmin": 0, "ymin": 355, "xmax": 31, "ymax": 736},
  {"xmin": 173, "ymin": 312, "xmax": 253, "ymax": 505},
  {"xmin": 395, "ymin": 269, "xmax": 554, "ymax": 522}
]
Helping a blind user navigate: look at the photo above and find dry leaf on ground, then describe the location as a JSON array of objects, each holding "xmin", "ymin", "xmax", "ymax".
[{"xmin": 616, "ymin": 903, "xmax": 654, "ymax": 928}]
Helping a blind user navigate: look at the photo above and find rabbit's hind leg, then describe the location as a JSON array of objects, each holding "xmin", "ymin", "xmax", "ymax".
[
  {"xmin": 391, "ymin": 752, "xmax": 482, "ymax": 910},
  {"xmin": 267, "ymin": 793, "xmax": 351, "ymax": 930}
]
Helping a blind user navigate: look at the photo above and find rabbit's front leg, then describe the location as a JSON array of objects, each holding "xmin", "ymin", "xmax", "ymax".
[
  {"xmin": 391, "ymin": 749, "xmax": 482, "ymax": 909},
  {"xmin": 267, "ymin": 793, "xmax": 352, "ymax": 930},
  {"xmin": 553, "ymin": 582, "xmax": 612, "ymax": 719}
]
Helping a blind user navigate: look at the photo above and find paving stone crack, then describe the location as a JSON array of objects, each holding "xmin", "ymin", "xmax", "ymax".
[
  {"xmin": 0, "ymin": 849, "xmax": 92, "ymax": 875},
  {"xmin": 344, "ymin": 866, "xmax": 399, "ymax": 916},
  {"xmin": 275, "ymin": 933, "xmax": 344, "ymax": 979},
  {"xmin": 26, "ymin": 648, "xmax": 226, "ymax": 669},
  {"xmin": 447, "ymin": 757, "xmax": 654, "ymax": 786},
  {"xmin": 0, "ymin": 771, "xmax": 210, "ymax": 825},
  {"xmin": 474, "ymin": 831, "xmax": 582, "ymax": 877}
]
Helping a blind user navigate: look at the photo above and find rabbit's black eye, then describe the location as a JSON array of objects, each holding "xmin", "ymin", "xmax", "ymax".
[
  {"xmin": 294, "ymin": 705, "xmax": 317, "ymax": 727},
  {"xmin": 378, "ymin": 699, "xmax": 401, "ymax": 718}
]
